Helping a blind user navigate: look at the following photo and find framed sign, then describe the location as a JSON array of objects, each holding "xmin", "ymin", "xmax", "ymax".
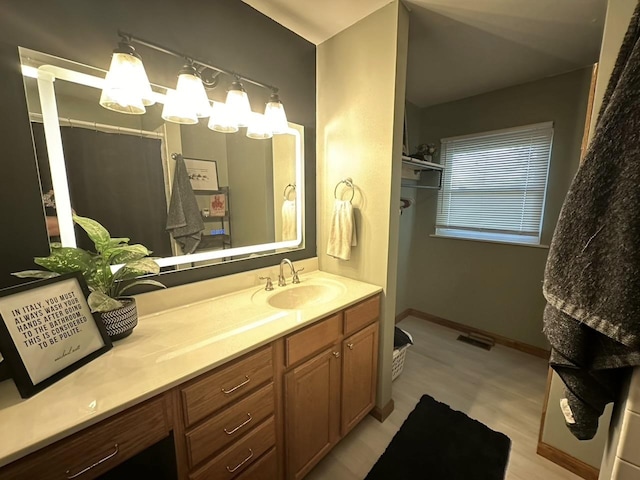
[
  {"xmin": 184, "ymin": 158, "xmax": 219, "ymax": 191},
  {"xmin": 0, "ymin": 272, "xmax": 112, "ymax": 398},
  {"xmin": 209, "ymin": 193, "xmax": 227, "ymax": 217}
]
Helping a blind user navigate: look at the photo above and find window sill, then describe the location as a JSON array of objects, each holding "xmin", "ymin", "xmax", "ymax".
[{"xmin": 429, "ymin": 234, "xmax": 549, "ymax": 249}]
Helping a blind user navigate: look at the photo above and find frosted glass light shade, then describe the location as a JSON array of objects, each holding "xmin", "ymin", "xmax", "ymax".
[
  {"xmin": 175, "ymin": 68, "xmax": 211, "ymax": 118},
  {"xmin": 161, "ymin": 89, "xmax": 198, "ymax": 125},
  {"xmin": 208, "ymin": 101, "xmax": 238, "ymax": 133},
  {"xmin": 225, "ymin": 81, "xmax": 252, "ymax": 127},
  {"xmin": 99, "ymin": 49, "xmax": 154, "ymax": 114},
  {"xmin": 246, "ymin": 112, "xmax": 273, "ymax": 139},
  {"xmin": 264, "ymin": 94, "xmax": 288, "ymax": 134}
]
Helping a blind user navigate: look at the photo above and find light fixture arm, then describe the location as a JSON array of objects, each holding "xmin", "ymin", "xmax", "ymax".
[{"xmin": 117, "ymin": 29, "xmax": 279, "ymax": 93}]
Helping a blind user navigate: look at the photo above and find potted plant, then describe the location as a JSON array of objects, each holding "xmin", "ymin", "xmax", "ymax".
[{"xmin": 13, "ymin": 215, "xmax": 165, "ymax": 340}]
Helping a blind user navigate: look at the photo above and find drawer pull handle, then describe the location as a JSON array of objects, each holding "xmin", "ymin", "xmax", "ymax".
[
  {"xmin": 65, "ymin": 444, "xmax": 119, "ymax": 479},
  {"xmin": 226, "ymin": 448, "xmax": 254, "ymax": 473},
  {"xmin": 224, "ymin": 413, "xmax": 253, "ymax": 435},
  {"xmin": 332, "ymin": 351, "xmax": 340, "ymax": 358},
  {"xmin": 221, "ymin": 375, "xmax": 251, "ymax": 394},
  {"xmin": 347, "ymin": 343, "xmax": 354, "ymax": 350}
]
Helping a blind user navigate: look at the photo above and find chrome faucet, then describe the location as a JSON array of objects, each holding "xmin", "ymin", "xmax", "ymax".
[{"xmin": 279, "ymin": 259, "xmax": 304, "ymax": 286}]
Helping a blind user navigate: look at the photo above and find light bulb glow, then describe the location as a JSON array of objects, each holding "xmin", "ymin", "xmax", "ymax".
[
  {"xmin": 208, "ymin": 101, "xmax": 238, "ymax": 133},
  {"xmin": 225, "ymin": 81, "xmax": 252, "ymax": 127},
  {"xmin": 175, "ymin": 71, "xmax": 211, "ymax": 118},
  {"xmin": 264, "ymin": 98, "xmax": 288, "ymax": 134},
  {"xmin": 161, "ymin": 89, "xmax": 198, "ymax": 125},
  {"xmin": 99, "ymin": 51, "xmax": 154, "ymax": 114},
  {"xmin": 246, "ymin": 112, "xmax": 273, "ymax": 139}
]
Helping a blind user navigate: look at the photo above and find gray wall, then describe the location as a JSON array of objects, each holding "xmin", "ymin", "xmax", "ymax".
[
  {"xmin": 227, "ymin": 134, "xmax": 275, "ymax": 248},
  {"xmin": 396, "ymin": 100, "xmax": 423, "ymax": 315},
  {"xmin": 0, "ymin": 0, "xmax": 316, "ymax": 289},
  {"xmin": 404, "ymin": 100, "xmax": 422, "ymax": 155},
  {"xmin": 400, "ymin": 68, "xmax": 592, "ymax": 348}
]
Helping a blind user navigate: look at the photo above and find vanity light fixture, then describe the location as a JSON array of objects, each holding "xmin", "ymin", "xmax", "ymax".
[
  {"xmin": 225, "ymin": 78, "xmax": 252, "ymax": 128},
  {"xmin": 175, "ymin": 63, "xmax": 212, "ymax": 118},
  {"xmin": 99, "ymin": 30, "xmax": 289, "ymax": 135},
  {"xmin": 208, "ymin": 101, "xmax": 238, "ymax": 133},
  {"xmin": 264, "ymin": 91, "xmax": 288, "ymax": 134},
  {"xmin": 161, "ymin": 88, "xmax": 198, "ymax": 125},
  {"xmin": 99, "ymin": 37, "xmax": 154, "ymax": 114},
  {"xmin": 246, "ymin": 112, "xmax": 273, "ymax": 139}
]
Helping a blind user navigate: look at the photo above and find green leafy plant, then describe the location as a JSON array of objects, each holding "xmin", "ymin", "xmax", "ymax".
[{"xmin": 13, "ymin": 215, "xmax": 165, "ymax": 312}]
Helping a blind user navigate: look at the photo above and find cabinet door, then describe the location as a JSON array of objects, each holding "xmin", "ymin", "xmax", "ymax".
[
  {"xmin": 284, "ymin": 345, "xmax": 341, "ymax": 480},
  {"xmin": 341, "ymin": 322, "xmax": 379, "ymax": 436}
]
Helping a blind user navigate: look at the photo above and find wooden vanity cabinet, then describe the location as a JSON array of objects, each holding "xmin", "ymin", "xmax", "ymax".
[
  {"xmin": 341, "ymin": 321, "xmax": 379, "ymax": 436},
  {"xmin": 0, "ymin": 293, "xmax": 380, "ymax": 480},
  {"xmin": 0, "ymin": 394, "xmax": 172, "ymax": 480},
  {"xmin": 285, "ymin": 344, "xmax": 342, "ymax": 480},
  {"xmin": 283, "ymin": 294, "xmax": 380, "ymax": 480},
  {"xmin": 176, "ymin": 345, "xmax": 279, "ymax": 480}
]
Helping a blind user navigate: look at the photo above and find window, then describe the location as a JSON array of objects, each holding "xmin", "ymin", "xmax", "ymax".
[{"xmin": 436, "ymin": 122, "xmax": 553, "ymax": 245}]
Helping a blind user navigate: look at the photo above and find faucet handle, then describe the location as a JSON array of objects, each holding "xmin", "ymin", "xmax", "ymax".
[
  {"xmin": 292, "ymin": 267, "xmax": 305, "ymax": 284},
  {"xmin": 259, "ymin": 276, "xmax": 274, "ymax": 291}
]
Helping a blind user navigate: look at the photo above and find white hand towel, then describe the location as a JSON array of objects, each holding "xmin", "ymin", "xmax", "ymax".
[
  {"xmin": 327, "ymin": 200, "xmax": 357, "ymax": 260},
  {"xmin": 282, "ymin": 199, "xmax": 296, "ymax": 241}
]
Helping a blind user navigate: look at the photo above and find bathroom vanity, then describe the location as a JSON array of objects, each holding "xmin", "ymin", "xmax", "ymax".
[{"xmin": 0, "ymin": 268, "xmax": 381, "ymax": 480}]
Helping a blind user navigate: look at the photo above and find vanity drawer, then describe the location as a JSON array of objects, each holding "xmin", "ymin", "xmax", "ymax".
[
  {"xmin": 189, "ymin": 416, "xmax": 276, "ymax": 480},
  {"xmin": 285, "ymin": 313, "xmax": 342, "ymax": 367},
  {"xmin": 234, "ymin": 447, "xmax": 278, "ymax": 480},
  {"xmin": 0, "ymin": 395, "xmax": 170, "ymax": 480},
  {"xmin": 182, "ymin": 346, "xmax": 273, "ymax": 427},
  {"xmin": 186, "ymin": 382, "xmax": 275, "ymax": 468},
  {"xmin": 344, "ymin": 295, "xmax": 380, "ymax": 336}
]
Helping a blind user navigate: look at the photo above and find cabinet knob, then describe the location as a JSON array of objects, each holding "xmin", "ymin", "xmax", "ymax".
[
  {"xmin": 332, "ymin": 351, "xmax": 340, "ymax": 358},
  {"xmin": 347, "ymin": 343, "xmax": 354, "ymax": 350}
]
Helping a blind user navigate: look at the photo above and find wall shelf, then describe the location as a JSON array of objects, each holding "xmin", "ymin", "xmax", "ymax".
[
  {"xmin": 400, "ymin": 184, "xmax": 441, "ymax": 190},
  {"xmin": 402, "ymin": 155, "xmax": 444, "ymax": 172},
  {"xmin": 401, "ymin": 156, "xmax": 444, "ymax": 189}
]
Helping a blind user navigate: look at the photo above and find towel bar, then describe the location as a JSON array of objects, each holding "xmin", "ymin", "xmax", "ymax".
[{"xmin": 334, "ymin": 178, "xmax": 355, "ymax": 202}]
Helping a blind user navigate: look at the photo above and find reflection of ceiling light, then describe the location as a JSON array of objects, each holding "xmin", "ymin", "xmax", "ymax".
[
  {"xmin": 175, "ymin": 64, "xmax": 211, "ymax": 118},
  {"xmin": 264, "ymin": 91, "xmax": 288, "ymax": 134},
  {"xmin": 225, "ymin": 80, "xmax": 252, "ymax": 127},
  {"xmin": 246, "ymin": 112, "xmax": 273, "ymax": 139},
  {"xmin": 99, "ymin": 40, "xmax": 154, "ymax": 114},
  {"xmin": 161, "ymin": 89, "xmax": 198, "ymax": 125},
  {"xmin": 208, "ymin": 101, "xmax": 238, "ymax": 133}
]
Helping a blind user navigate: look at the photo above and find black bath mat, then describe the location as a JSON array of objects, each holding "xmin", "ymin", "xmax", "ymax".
[{"xmin": 366, "ymin": 394, "xmax": 511, "ymax": 480}]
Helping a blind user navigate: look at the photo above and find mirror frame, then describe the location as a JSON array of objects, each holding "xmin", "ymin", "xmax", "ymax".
[{"xmin": 21, "ymin": 57, "xmax": 304, "ymax": 270}]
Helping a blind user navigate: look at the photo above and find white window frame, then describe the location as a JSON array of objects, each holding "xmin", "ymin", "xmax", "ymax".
[{"xmin": 435, "ymin": 122, "xmax": 553, "ymax": 246}]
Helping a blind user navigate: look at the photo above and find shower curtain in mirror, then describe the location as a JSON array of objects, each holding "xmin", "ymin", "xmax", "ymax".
[{"xmin": 32, "ymin": 123, "xmax": 172, "ymax": 257}]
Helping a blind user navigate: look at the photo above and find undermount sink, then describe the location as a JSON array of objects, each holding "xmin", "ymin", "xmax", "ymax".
[{"xmin": 253, "ymin": 278, "xmax": 346, "ymax": 310}]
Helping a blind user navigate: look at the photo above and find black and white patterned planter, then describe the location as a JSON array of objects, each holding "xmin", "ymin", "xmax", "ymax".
[{"xmin": 99, "ymin": 298, "xmax": 138, "ymax": 341}]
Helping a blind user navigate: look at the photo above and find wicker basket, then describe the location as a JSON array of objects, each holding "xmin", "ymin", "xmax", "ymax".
[{"xmin": 392, "ymin": 344, "xmax": 410, "ymax": 381}]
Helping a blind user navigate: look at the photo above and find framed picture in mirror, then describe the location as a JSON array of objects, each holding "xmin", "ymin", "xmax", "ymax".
[{"xmin": 184, "ymin": 158, "xmax": 219, "ymax": 191}]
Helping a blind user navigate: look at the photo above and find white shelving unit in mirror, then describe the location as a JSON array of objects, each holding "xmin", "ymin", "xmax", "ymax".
[{"xmin": 401, "ymin": 155, "xmax": 444, "ymax": 190}]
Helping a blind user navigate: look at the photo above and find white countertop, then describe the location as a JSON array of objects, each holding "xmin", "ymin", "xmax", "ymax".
[{"xmin": 0, "ymin": 269, "xmax": 381, "ymax": 468}]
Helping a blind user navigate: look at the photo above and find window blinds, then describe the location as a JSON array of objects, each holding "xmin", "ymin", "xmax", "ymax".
[{"xmin": 436, "ymin": 122, "xmax": 553, "ymax": 244}]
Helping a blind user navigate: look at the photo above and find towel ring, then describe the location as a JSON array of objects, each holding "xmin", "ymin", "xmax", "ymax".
[
  {"xmin": 283, "ymin": 183, "xmax": 296, "ymax": 200},
  {"xmin": 334, "ymin": 178, "xmax": 355, "ymax": 202}
]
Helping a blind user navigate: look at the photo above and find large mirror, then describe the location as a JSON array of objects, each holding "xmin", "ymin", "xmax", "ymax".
[{"xmin": 19, "ymin": 47, "xmax": 304, "ymax": 271}]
